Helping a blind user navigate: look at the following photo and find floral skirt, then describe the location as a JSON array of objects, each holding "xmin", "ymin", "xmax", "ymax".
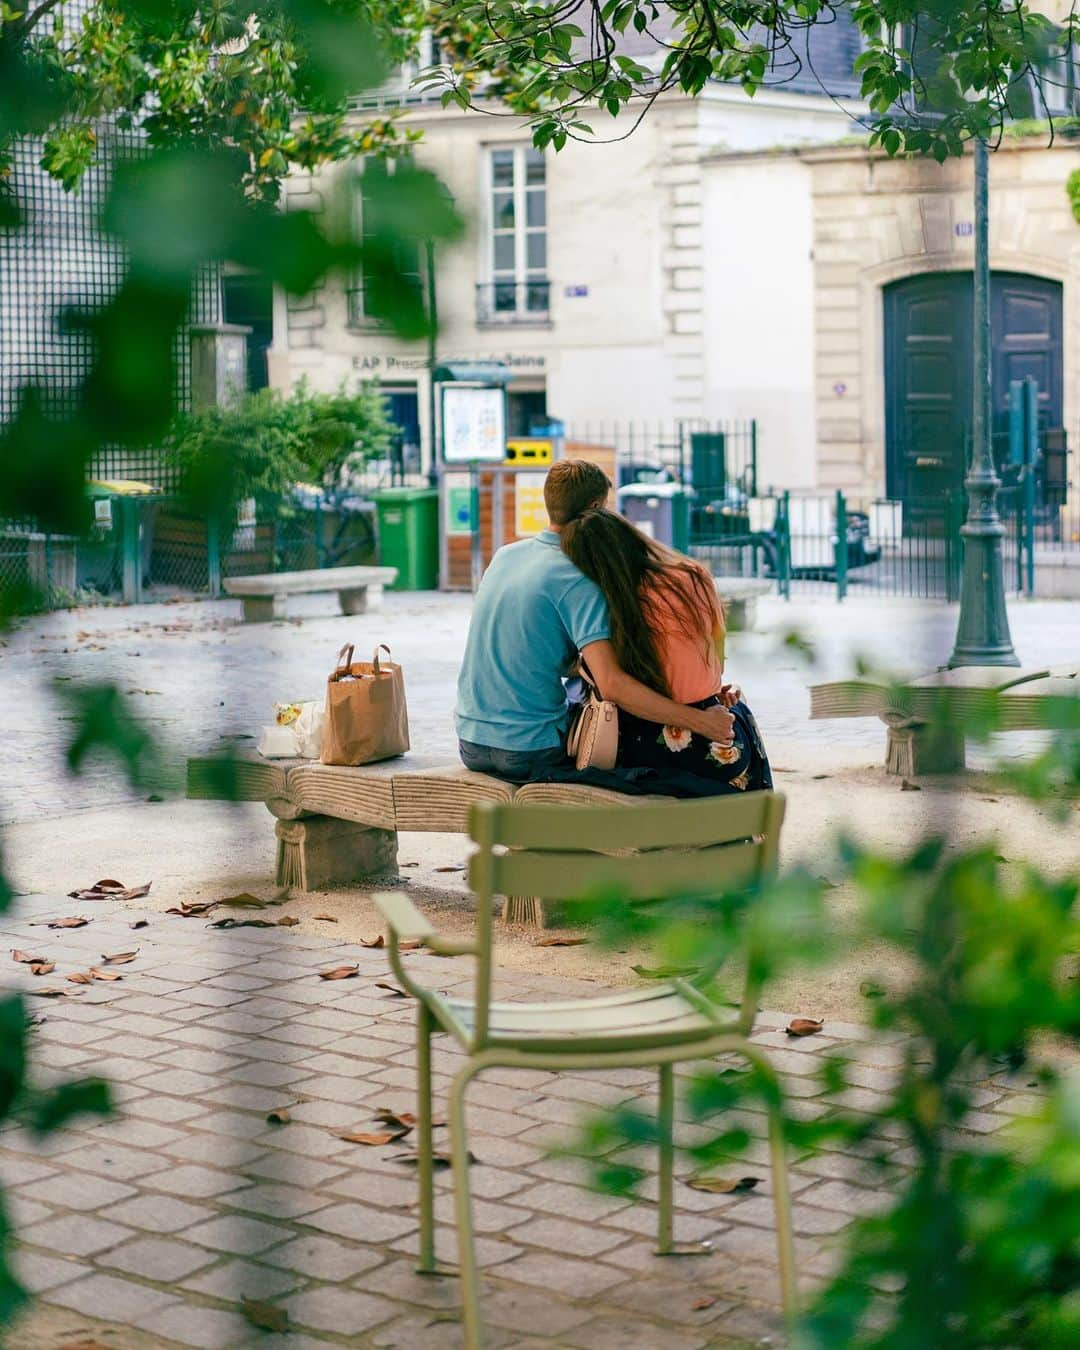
[{"xmin": 617, "ymin": 697, "xmax": 773, "ymax": 794}]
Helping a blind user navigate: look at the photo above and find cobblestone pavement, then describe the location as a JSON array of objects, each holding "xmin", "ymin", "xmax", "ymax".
[
  {"xmin": 4, "ymin": 589, "xmax": 1077, "ymax": 826},
  {"xmin": 2, "ymin": 888, "xmax": 1033, "ymax": 1349}
]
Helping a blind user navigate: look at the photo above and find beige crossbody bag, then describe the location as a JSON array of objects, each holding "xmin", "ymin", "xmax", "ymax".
[{"xmin": 566, "ymin": 662, "xmax": 619, "ymax": 771}]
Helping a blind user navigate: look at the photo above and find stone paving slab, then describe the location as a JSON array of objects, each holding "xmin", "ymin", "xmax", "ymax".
[{"xmin": 0, "ymin": 890, "xmax": 1031, "ymax": 1348}]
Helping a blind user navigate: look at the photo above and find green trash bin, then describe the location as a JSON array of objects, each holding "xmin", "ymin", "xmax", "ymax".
[{"xmin": 371, "ymin": 486, "xmax": 439, "ymax": 590}]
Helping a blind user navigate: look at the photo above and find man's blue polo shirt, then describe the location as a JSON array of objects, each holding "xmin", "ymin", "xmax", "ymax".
[{"xmin": 455, "ymin": 530, "xmax": 610, "ymax": 752}]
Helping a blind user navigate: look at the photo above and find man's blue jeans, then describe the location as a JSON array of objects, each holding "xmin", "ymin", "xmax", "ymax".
[{"xmin": 458, "ymin": 739, "xmax": 569, "ymax": 785}]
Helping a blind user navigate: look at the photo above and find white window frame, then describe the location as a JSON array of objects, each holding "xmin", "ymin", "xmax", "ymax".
[
  {"xmin": 480, "ymin": 144, "xmax": 549, "ymax": 323},
  {"xmin": 347, "ymin": 159, "xmax": 423, "ymax": 329}
]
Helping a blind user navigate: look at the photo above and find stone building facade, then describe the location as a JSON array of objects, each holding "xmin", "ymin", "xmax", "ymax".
[
  {"xmin": 705, "ymin": 135, "xmax": 1080, "ymax": 502},
  {"xmin": 270, "ymin": 82, "xmax": 860, "ymax": 485}
]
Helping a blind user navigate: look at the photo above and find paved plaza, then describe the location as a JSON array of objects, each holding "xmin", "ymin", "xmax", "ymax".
[
  {"xmin": 2, "ymin": 589, "xmax": 1076, "ymax": 1345},
  {"xmin": 1, "ymin": 887, "xmax": 1033, "ymax": 1349}
]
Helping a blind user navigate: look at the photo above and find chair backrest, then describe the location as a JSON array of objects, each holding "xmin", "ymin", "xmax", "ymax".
[{"xmin": 466, "ymin": 791, "xmax": 785, "ymax": 1047}]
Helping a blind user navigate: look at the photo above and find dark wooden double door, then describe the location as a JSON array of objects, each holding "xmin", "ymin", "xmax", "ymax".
[{"xmin": 884, "ymin": 271, "xmax": 1063, "ymax": 504}]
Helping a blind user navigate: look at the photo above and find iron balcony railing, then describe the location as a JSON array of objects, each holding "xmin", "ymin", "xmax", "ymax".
[{"xmin": 476, "ymin": 280, "xmax": 551, "ymax": 324}]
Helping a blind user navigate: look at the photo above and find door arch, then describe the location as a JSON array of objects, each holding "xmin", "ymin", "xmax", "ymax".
[{"xmin": 883, "ymin": 271, "xmax": 1062, "ymax": 503}]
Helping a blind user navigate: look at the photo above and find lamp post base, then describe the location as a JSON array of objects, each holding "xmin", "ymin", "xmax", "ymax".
[{"xmin": 947, "ymin": 477, "xmax": 1019, "ymax": 669}]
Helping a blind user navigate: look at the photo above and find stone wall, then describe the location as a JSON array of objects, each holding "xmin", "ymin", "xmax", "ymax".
[{"xmin": 803, "ymin": 138, "xmax": 1080, "ymax": 496}]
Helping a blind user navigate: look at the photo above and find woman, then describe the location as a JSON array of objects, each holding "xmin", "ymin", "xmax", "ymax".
[{"xmin": 561, "ymin": 508, "xmax": 771, "ymax": 792}]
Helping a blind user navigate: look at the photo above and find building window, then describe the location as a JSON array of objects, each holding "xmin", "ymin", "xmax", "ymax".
[
  {"xmin": 479, "ymin": 146, "xmax": 549, "ymax": 323},
  {"xmin": 346, "ymin": 158, "xmax": 423, "ymax": 328}
]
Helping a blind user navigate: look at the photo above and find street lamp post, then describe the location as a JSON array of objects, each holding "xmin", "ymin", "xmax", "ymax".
[
  {"xmin": 425, "ymin": 236, "xmax": 438, "ymax": 487},
  {"xmin": 947, "ymin": 137, "xmax": 1019, "ymax": 668}
]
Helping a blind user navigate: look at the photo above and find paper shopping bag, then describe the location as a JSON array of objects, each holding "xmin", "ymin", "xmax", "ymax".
[{"xmin": 321, "ymin": 643, "xmax": 410, "ymax": 766}]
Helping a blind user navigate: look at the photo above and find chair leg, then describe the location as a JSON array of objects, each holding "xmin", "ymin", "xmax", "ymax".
[
  {"xmin": 766, "ymin": 1098, "xmax": 799, "ymax": 1329},
  {"xmin": 449, "ymin": 1063, "xmax": 482, "ymax": 1349},
  {"xmin": 657, "ymin": 1062, "xmax": 675, "ymax": 1255},
  {"xmin": 415, "ymin": 1003, "xmax": 436, "ymax": 1275}
]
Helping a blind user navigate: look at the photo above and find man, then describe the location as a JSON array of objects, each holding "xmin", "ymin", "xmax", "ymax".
[{"xmin": 455, "ymin": 459, "xmax": 734, "ymax": 782}]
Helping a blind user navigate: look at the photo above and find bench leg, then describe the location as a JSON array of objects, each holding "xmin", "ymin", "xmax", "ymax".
[
  {"xmin": 338, "ymin": 586, "xmax": 372, "ymax": 616},
  {"xmin": 242, "ymin": 594, "xmax": 285, "ymax": 623},
  {"xmin": 884, "ymin": 721, "xmax": 965, "ymax": 777},
  {"xmin": 724, "ymin": 598, "xmax": 751, "ymax": 632},
  {"xmin": 275, "ymin": 816, "xmax": 398, "ymax": 891}
]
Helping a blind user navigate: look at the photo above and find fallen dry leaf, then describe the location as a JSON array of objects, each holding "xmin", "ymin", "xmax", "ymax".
[
  {"xmin": 313, "ymin": 913, "xmax": 338, "ymax": 923},
  {"xmin": 276, "ymin": 916, "xmax": 300, "ymax": 927},
  {"xmin": 88, "ymin": 968, "xmax": 122, "ymax": 982},
  {"xmin": 46, "ymin": 917, "xmax": 88, "ymax": 929},
  {"xmin": 266, "ymin": 1108, "xmax": 291, "ymax": 1125},
  {"xmin": 534, "ymin": 936, "xmax": 587, "ymax": 947},
  {"xmin": 400, "ymin": 861, "xmax": 420, "ymax": 868},
  {"xmin": 399, "ymin": 940, "xmax": 422, "ymax": 952},
  {"xmin": 208, "ymin": 918, "xmax": 277, "ymax": 930},
  {"xmin": 359, "ymin": 935, "xmax": 385, "ymax": 949},
  {"xmin": 240, "ymin": 1295, "xmax": 288, "ymax": 1334},
  {"xmin": 373, "ymin": 1108, "xmax": 417, "ymax": 1130},
  {"xmin": 58, "ymin": 1339, "xmax": 110, "ymax": 1350},
  {"xmin": 692, "ymin": 1296, "xmax": 719, "ymax": 1311},
  {"xmin": 218, "ymin": 893, "xmax": 268, "ymax": 909},
  {"xmin": 685, "ymin": 1174, "xmax": 761, "ymax": 1195},
  {"xmin": 67, "ymin": 879, "xmax": 152, "ymax": 902},
  {"xmin": 900, "ymin": 779, "xmax": 921, "ymax": 792},
  {"xmin": 336, "ymin": 1130, "xmax": 407, "ymax": 1146},
  {"xmin": 100, "ymin": 951, "xmax": 138, "ymax": 965},
  {"xmin": 434, "ymin": 864, "xmax": 465, "ymax": 873},
  {"xmin": 30, "ymin": 986, "xmax": 84, "ymax": 998},
  {"xmin": 785, "ymin": 1018, "xmax": 824, "ymax": 1038},
  {"xmin": 391, "ymin": 1150, "xmax": 477, "ymax": 1169},
  {"xmin": 166, "ymin": 901, "xmax": 217, "ymax": 918},
  {"xmin": 375, "ymin": 982, "xmax": 406, "ymax": 997},
  {"xmin": 130, "ymin": 919, "xmax": 149, "ymax": 930},
  {"xmin": 66, "ymin": 972, "xmax": 94, "ymax": 985},
  {"xmin": 318, "ymin": 965, "xmax": 359, "ymax": 981},
  {"xmin": 29, "ymin": 962, "xmax": 55, "ymax": 976},
  {"xmin": 11, "ymin": 950, "xmax": 43, "ymax": 964}
]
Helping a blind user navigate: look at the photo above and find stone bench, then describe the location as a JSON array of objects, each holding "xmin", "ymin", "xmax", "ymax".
[
  {"xmin": 187, "ymin": 754, "xmax": 675, "ymax": 925},
  {"xmin": 223, "ymin": 565, "xmax": 398, "ymax": 623},
  {"xmin": 714, "ymin": 577, "xmax": 772, "ymax": 632},
  {"xmin": 809, "ymin": 664, "xmax": 1080, "ymax": 776}
]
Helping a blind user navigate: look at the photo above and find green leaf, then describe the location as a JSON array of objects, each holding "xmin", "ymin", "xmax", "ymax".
[
  {"xmin": 62, "ymin": 684, "xmax": 157, "ymax": 788},
  {"xmin": 0, "ymin": 998, "xmax": 27, "ymax": 1119},
  {"xmin": 30, "ymin": 1079, "xmax": 112, "ymax": 1136}
]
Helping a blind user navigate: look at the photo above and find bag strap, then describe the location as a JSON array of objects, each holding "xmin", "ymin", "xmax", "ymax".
[
  {"xmin": 371, "ymin": 643, "xmax": 392, "ymax": 675},
  {"xmin": 577, "ymin": 658, "xmax": 599, "ymax": 693},
  {"xmin": 335, "ymin": 643, "xmax": 355, "ymax": 674}
]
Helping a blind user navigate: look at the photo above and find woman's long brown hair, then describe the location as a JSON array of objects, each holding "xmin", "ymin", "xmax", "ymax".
[{"xmin": 560, "ymin": 508, "xmax": 723, "ymax": 698}]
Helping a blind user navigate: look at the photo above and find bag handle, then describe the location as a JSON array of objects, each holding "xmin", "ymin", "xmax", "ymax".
[
  {"xmin": 335, "ymin": 643, "xmax": 355, "ymax": 674},
  {"xmin": 371, "ymin": 643, "xmax": 392, "ymax": 675}
]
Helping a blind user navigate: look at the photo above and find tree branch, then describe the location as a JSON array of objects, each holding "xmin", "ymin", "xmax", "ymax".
[{"xmin": 16, "ymin": 0, "xmax": 68, "ymax": 39}]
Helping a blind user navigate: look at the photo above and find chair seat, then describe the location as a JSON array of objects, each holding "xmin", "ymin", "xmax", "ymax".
[{"xmin": 431, "ymin": 980, "xmax": 732, "ymax": 1052}]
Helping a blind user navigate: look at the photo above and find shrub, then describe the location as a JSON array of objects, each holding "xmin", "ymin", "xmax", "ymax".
[{"xmin": 165, "ymin": 379, "xmax": 394, "ymax": 519}]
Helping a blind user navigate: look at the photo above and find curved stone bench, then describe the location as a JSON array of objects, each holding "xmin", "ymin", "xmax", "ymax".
[
  {"xmin": 809, "ymin": 664, "xmax": 1080, "ymax": 776},
  {"xmin": 186, "ymin": 753, "xmax": 676, "ymax": 922}
]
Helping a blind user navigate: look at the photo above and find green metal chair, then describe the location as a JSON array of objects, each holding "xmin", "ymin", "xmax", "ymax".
[{"xmin": 374, "ymin": 791, "xmax": 795, "ymax": 1348}]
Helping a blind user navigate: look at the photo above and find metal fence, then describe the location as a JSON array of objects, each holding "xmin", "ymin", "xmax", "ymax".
[{"xmin": 565, "ymin": 419, "xmax": 759, "ymax": 498}]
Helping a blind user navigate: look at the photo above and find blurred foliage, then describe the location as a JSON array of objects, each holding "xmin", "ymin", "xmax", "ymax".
[
  {"xmin": 166, "ymin": 378, "xmax": 394, "ymax": 520},
  {"xmin": 572, "ymin": 706, "xmax": 1080, "ymax": 1347},
  {"xmin": 420, "ymin": 1, "xmax": 1077, "ymax": 161},
  {"xmin": 1, "ymin": 0, "xmax": 428, "ymax": 197},
  {"xmin": 0, "ymin": 0, "xmax": 460, "ymax": 1325}
]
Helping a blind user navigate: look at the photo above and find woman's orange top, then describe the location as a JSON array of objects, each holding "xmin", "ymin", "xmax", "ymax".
[{"xmin": 641, "ymin": 564, "xmax": 725, "ymax": 705}]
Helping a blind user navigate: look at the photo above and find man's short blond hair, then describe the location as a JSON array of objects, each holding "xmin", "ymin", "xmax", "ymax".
[{"xmin": 543, "ymin": 460, "xmax": 611, "ymax": 526}]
